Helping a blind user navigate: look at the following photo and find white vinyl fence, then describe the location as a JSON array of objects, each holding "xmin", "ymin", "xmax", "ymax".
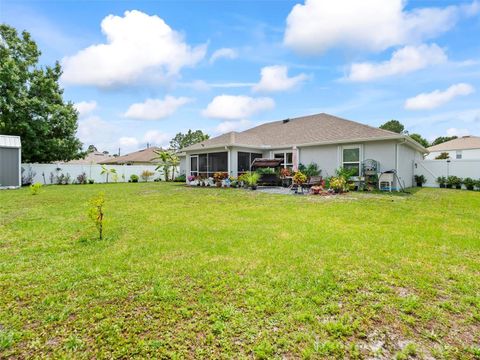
[
  {"xmin": 414, "ymin": 159, "xmax": 480, "ymax": 187},
  {"xmin": 21, "ymin": 163, "xmax": 171, "ymax": 184}
]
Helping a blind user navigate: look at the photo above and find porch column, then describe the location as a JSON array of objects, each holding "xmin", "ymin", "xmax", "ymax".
[
  {"xmin": 227, "ymin": 148, "xmax": 231, "ymax": 176},
  {"xmin": 292, "ymin": 146, "xmax": 299, "ymax": 171}
]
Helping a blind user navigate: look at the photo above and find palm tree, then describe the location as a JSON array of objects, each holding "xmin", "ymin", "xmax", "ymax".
[
  {"xmin": 153, "ymin": 150, "xmax": 172, "ymax": 181},
  {"xmin": 100, "ymin": 165, "xmax": 117, "ymax": 183},
  {"xmin": 169, "ymin": 153, "xmax": 180, "ymax": 180}
]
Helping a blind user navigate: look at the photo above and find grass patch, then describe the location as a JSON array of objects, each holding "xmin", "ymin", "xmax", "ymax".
[{"xmin": 0, "ymin": 183, "xmax": 479, "ymax": 358}]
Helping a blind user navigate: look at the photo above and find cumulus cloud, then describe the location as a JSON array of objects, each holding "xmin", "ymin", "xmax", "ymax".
[
  {"xmin": 62, "ymin": 10, "xmax": 206, "ymax": 87},
  {"xmin": 202, "ymin": 95, "xmax": 275, "ymax": 120},
  {"xmin": 209, "ymin": 48, "xmax": 238, "ymax": 64},
  {"xmin": 124, "ymin": 96, "xmax": 192, "ymax": 120},
  {"xmin": 143, "ymin": 130, "xmax": 170, "ymax": 146},
  {"xmin": 347, "ymin": 44, "xmax": 447, "ymax": 82},
  {"xmin": 284, "ymin": 0, "xmax": 474, "ymax": 54},
  {"xmin": 74, "ymin": 101, "xmax": 97, "ymax": 117},
  {"xmin": 446, "ymin": 127, "xmax": 470, "ymax": 137},
  {"xmin": 253, "ymin": 65, "xmax": 308, "ymax": 92},
  {"xmin": 215, "ymin": 119, "xmax": 253, "ymax": 133},
  {"xmin": 405, "ymin": 83, "xmax": 474, "ymax": 110}
]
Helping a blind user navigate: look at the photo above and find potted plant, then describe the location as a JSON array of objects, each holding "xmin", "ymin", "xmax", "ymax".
[
  {"xmin": 311, "ymin": 185, "xmax": 322, "ymax": 195},
  {"xmin": 213, "ymin": 172, "xmax": 224, "ymax": 187},
  {"xmin": 463, "ymin": 177, "xmax": 475, "ymax": 191},
  {"xmin": 414, "ymin": 174, "xmax": 426, "ymax": 187},
  {"xmin": 446, "ymin": 176, "xmax": 456, "ymax": 189},
  {"xmin": 436, "ymin": 176, "xmax": 446, "ymax": 188},
  {"xmin": 244, "ymin": 172, "xmax": 260, "ymax": 190},
  {"xmin": 475, "ymin": 179, "xmax": 480, "ymax": 191},
  {"xmin": 330, "ymin": 176, "xmax": 346, "ymax": 193},
  {"xmin": 453, "ymin": 176, "xmax": 462, "ymax": 190}
]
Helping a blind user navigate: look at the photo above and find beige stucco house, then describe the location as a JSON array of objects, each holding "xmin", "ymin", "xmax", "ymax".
[{"xmin": 181, "ymin": 113, "xmax": 428, "ymax": 188}]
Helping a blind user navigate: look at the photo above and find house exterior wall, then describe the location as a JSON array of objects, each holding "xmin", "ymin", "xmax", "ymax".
[
  {"xmin": 426, "ymin": 148, "xmax": 480, "ymax": 160},
  {"xmin": 298, "ymin": 145, "xmax": 338, "ymax": 178},
  {"xmin": 179, "ymin": 156, "xmax": 186, "ymax": 175}
]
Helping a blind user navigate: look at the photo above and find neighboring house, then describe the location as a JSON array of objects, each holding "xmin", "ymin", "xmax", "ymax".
[
  {"xmin": 425, "ymin": 136, "xmax": 480, "ymax": 160},
  {"xmin": 99, "ymin": 146, "xmax": 161, "ymax": 165},
  {"xmin": 57, "ymin": 150, "xmax": 112, "ymax": 165},
  {"xmin": 181, "ymin": 113, "xmax": 428, "ymax": 188}
]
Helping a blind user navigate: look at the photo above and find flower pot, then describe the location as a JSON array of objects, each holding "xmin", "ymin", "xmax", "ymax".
[{"xmin": 216, "ymin": 182, "xmax": 222, "ymax": 188}]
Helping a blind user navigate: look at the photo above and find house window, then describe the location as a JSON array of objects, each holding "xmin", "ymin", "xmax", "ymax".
[
  {"xmin": 342, "ymin": 146, "xmax": 360, "ymax": 176},
  {"xmin": 237, "ymin": 152, "xmax": 262, "ymax": 173},
  {"xmin": 456, "ymin": 151, "xmax": 462, "ymax": 159},
  {"xmin": 192, "ymin": 152, "xmax": 228, "ymax": 177},
  {"xmin": 273, "ymin": 151, "xmax": 293, "ymax": 169},
  {"xmin": 190, "ymin": 156, "xmax": 198, "ymax": 177}
]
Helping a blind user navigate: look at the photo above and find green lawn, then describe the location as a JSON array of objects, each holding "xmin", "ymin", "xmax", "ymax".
[{"xmin": 0, "ymin": 183, "xmax": 479, "ymax": 359}]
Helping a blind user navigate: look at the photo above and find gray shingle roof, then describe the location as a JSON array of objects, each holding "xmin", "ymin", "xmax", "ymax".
[
  {"xmin": 427, "ymin": 136, "xmax": 480, "ymax": 151},
  {"xmin": 183, "ymin": 113, "xmax": 402, "ymax": 151},
  {"xmin": 99, "ymin": 146, "xmax": 162, "ymax": 164}
]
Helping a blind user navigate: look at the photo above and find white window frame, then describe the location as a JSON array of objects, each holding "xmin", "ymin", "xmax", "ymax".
[
  {"xmin": 341, "ymin": 145, "xmax": 362, "ymax": 176},
  {"xmin": 273, "ymin": 151, "xmax": 293, "ymax": 169},
  {"xmin": 190, "ymin": 155, "xmax": 199, "ymax": 176}
]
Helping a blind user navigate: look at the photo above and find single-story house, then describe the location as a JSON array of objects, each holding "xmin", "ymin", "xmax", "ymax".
[
  {"xmin": 181, "ymin": 113, "xmax": 428, "ymax": 188},
  {"xmin": 99, "ymin": 146, "xmax": 161, "ymax": 165},
  {"xmin": 58, "ymin": 150, "xmax": 112, "ymax": 165},
  {"xmin": 425, "ymin": 135, "xmax": 480, "ymax": 160}
]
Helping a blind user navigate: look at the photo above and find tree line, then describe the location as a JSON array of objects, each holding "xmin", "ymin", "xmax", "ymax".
[{"xmin": 379, "ymin": 120, "xmax": 457, "ymax": 148}]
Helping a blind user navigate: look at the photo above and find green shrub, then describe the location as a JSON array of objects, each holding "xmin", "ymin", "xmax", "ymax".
[
  {"xmin": 256, "ymin": 168, "xmax": 276, "ymax": 175},
  {"xmin": 293, "ymin": 171, "xmax": 307, "ymax": 185},
  {"xmin": 174, "ymin": 174, "xmax": 186, "ymax": 182},
  {"xmin": 463, "ymin": 177, "xmax": 475, "ymax": 190},
  {"xmin": 30, "ymin": 182, "xmax": 43, "ymax": 195},
  {"xmin": 130, "ymin": 174, "xmax": 139, "ymax": 183},
  {"xmin": 298, "ymin": 162, "xmax": 320, "ymax": 177},
  {"xmin": 244, "ymin": 172, "xmax": 260, "ymax": 187},
  {"xmin": 414, "ymin": 175, "xmax": 426, "ymax": 185},
  {"xmin": 88, "ymin": 179, "xmax": 95, "ymax": 184},
  {"xmin": 436, "ymin": 176, "xmax": 446, "ymax": 185},
  {"xmin": 76, "ymin": 172, "xmax": 87, "ymax": 184}
]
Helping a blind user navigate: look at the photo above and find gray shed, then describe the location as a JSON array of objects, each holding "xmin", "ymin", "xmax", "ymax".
[{"xmin": 0, "ymin": 135, "xmax": 21, "ymax": 188}]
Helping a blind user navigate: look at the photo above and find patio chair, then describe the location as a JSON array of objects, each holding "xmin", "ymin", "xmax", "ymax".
[{"xmin": 303, "ymin": 175, "xmax": 323, "ymax": 189}]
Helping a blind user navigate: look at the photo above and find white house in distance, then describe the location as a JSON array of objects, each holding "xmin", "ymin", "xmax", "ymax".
[
  {"xmin": 426, "ymin": 136, "xmax": 480, "ymax": 160},
  {"xmin": 181, "ymin": 113, "xmax": 427, "ymax": 188}
]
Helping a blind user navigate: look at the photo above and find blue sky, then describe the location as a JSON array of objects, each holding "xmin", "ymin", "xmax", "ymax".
[{"xmin": 2, "ymin": 0, "xmax": 480, "ymax": 154}]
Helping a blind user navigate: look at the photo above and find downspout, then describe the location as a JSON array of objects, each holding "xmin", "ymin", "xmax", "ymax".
[{"xmin": 225, "ymin": 146, "xmax": 231, "ymax": 175}]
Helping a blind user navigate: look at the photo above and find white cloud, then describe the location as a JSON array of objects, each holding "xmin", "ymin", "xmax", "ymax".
[
  {"xmin": 405, "ymin": 83, "xmax": 474, "ymax": 110},
  {"xmin": 209, "ymin": 48, "xmax": 238, "ymax": 64},
  {"xmin": 347, "ymin": 44, "xmax": 447, "ymax": 82},
  {"xmin": 74, "ymin": 101, "xmax": 97, "ymax": 117},
  {"xmin": 124, "ymin": 96, "xmax": 192, "ymax": 120},
  {"xmin": 62, "ymin": 10, "xmax": 206, "ymax": 87},
  {"xmin": 252, "ymin": 65, "xmax": 308, "ymax": 92},
  {"xmin": 202, "ymin": 95, "xmax": 275, "ymax": 120},
  {"xmin": 143, "ymin": 130, "xmax": 170, "ymax": 146},
  {"xmin": 446, "ymin": 127, "xmax": 470, "ymax": 137},
  {"xmin": 119, "ymin": 137, "xmax": 139, "ymax": 147},
  {"xmin": 284, "ymin": 0, "xmax": 471, "ymax": 54},
  {"xmin": 215, "ymin": 119, "xmax": 253, "ymax": 133}
]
